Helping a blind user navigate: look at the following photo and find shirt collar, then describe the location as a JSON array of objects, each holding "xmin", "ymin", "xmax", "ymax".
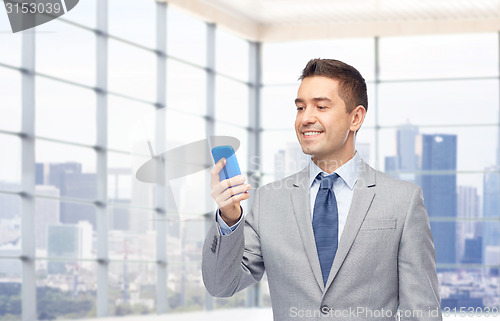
[{"xmin": 308, "ymin": 152, "xmax": 361, "ymax": 190}]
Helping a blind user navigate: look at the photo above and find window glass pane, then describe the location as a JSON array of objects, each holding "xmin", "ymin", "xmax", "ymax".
[
  {"xmin": 36, "ymin": 140, "xmax": 97, "ymax": 201},
  {"xmin": 165, "ymin": 110, "xmax": 206, "ymax": 148},
  {"xmin": 108, "ymin": 262, "xmax": 157, "ymax": 316},
  {"xmin": 438, "ymin": 268, "xmax": 499, "ymax": 310},
  {"xmin": 166, "ymin": 243, "xmax": 207, "ymax": 311},
  {"xmin": 216, "ymin": 28, "xmax": 249, "ymax": 81},
  {"xmin": 167, "ymin": 7, "xmax": 206, "ymax": 66},
  {"xmin": 108, "ymin": 96, "xmax": 155, "ymax": 152},
  {"xmin": 36, "ymin": 20, "xmax": 95, "ymax": 86},
  {"xmin": 108, "ymin": 40, "xmax": 156, "ymax": 101},
  {"xmin": 0, "ymin": 195, "xmax": 21, "ymax": 256},
  {"xmin": 108, "ymin": 152, "xmax": 133, "ymax": 202},
  {"xmin": 62, "ymin": 0, "xmax": 96, "ymax": 28},
  {"xmin": 0, "ymin": 134, "xmax": 21, "ymax": 191},
  {"xmin": 215, "ymin": 76, "xmax": 248, "ymax": 126},
  {"xmin": 378, "ymin": 79, "xmax": 499, "ymax": 127},
  {"xmin": 108, "ymin": 208, "xmax": 156, "ymax": 260},
  {"xmin": 261, "ymin": 85, "xmax": 298, "ymax": 130},
  {"xmin": 109, "ymin": 0, "xmax": 156, "ymax": 48},
  {"xmin": 0, "ymin": 17, "xmax": 21, "ymax": 67},
  {"xmin": 379, "ymin": 33, "xmax": 499, "ymax": 80},
  {"xmin": 169, "ymin": 168, "xmax": 214, "ymax": 220},
  {"xmin": 166, "ymin": 59, "xmax": 207, "ymax": 116},
  {"xmin": 0, "ymin": 259, "xmax": 22, "ymax": 320},
  {"xmin": 36, "ymin": 78, "xmax": 96, "ymax": 145},
  {"xmin": 379, "ymin": 126, "xmax": 497, "ymax": 173},
  {"xmin": 355, "ymin": 128, "xmax": 376, "ymax": 169},
  {"xmin": 261, "ymin": 130, "xmax": 305, "ymax": 177},
  {"xmin": 0, "ymin": 67, "xmax": 21, "ymax": 132},
  {"xmin": 36, "ymin": 260, "xmax": 97, "ymax": 319},
  {"xmin": 263, "ymin": 38, "xmax": 375, "ymax": 85},
  {"xmin": 36, "ymin": 199, "xmax": 96, "ymax": 258}
]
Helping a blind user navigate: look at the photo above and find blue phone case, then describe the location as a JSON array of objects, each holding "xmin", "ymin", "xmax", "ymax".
[{"xmin": 211, "ymin": 145, "xmax": 241, "ymax": 181}]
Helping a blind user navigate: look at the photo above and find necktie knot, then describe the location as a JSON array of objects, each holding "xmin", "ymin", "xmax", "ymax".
[{"xmin": 317, "ymin": 173, "xmax": 339, "ymax": 190}]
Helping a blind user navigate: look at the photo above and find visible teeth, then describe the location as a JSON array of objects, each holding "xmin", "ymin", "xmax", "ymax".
[{"xmin": 304, "ymin": 132, "xmax": 322, "ymax": 136}]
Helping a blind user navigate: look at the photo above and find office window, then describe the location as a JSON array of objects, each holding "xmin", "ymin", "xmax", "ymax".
[
  {"xmin": 261, "ymin": 85, "xmax": 298, "ymax": 130},
  {"xmin": 378, "ymin": 80, "xmax": 499, "ymax": 127},
  {"xmin": 108, "ymin": 262, "xmax": 157, "ymax": 316},
  {"xmin": 36, "ymin": 20, "xmax": 96, "ymax": 86},
  {"xmin": 0, "ymin": 195, "xmax": 21, "ymax": 256},
  {"xmin": 0, "ymin": 18, "xmax": 21, "ymax": 68},
  {"xmin": 36, "ymin": 260, "xmax": 97, "ymax": 319},
  {"xmin": 260, "ymin": 129, "xmax": 301, "ymax": 177},
  {"xmin": 215, "ymin": 76, "xmax": 249, "ymax": 127},
  {"xmin": 0, "ymin": 260, "xmax": 22, "ymax": 320},
  {"xmin": 36, "ymin": 200, "xmax": 97, "ymax": 257},
  {"xmin": 262, "ymin": 38, "xmax": 375, "ymax": 85},
  {"xmin": 379, "ymin": 126, "xmax": 498, "ymax": 173},
  {"xmin": 0, "ymin": 67, "xmax": 21, "ymax": 132},
  {"xmin": 167, "ymin": 7, "xmax": 207, "ymax": 66},
  {"xmin": 108, "ymin": 0, "xmax": 156, "ymax": 48},
  {"xmin": 35, "ymin": 140, "xmax": 97, "ymax": 201},
  {"xmin": 216, "ymin": 28, "xmax": 249, "ymax": 81},
  {"xmin": 61, "ymin": 0, "xmax": 96, "ymax": 28},
  {"xmin": 166, "ymin": 59, "xmax": 207, "ymax": 117},
  {"xmin": 36, "ymin": 77, "xmax": 96, "ymax": 145},
  {"xmin": 379, "ymin": 33, "xmax": 499, "ymax": 80},
  {"xmin": 108, "ymin": 96, "xmax": 155, "ymax": 152},
  {"xmin": 0, "ymin": 134, "xmax": 21, "ymax": 192},
  {"xmin": 108, "ymin": 39, "xmax": 156, "ymax": 101}
]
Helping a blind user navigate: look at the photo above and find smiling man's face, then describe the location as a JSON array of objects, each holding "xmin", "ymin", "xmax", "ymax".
[{"xmin": 295, "ymin": 76, "xmax": 358, "ymax": 167}]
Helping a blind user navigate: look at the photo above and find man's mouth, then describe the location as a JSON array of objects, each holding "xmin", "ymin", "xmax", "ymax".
[{"xmin": 303, "ymin": 131, "xmax": 323, "ymax": 137}]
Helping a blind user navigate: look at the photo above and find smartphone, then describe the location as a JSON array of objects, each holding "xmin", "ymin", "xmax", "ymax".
[{"xmin": 211, "ymin": 145, "xmax": 242, "ymax": 182}]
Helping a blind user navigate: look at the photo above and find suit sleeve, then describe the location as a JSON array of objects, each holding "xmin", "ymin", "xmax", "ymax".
[
  {"xmin": 202, "ymin": 187, "xmax": 265, "ymax": 297},
  {"xmin": 398, "ymin": 186, "xmax": 442, "ymax": 321}
]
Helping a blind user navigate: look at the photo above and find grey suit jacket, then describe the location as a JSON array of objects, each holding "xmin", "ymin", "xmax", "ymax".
[{"xmin": 202, "ymin": 161, "xmax": 442, "ymax": 320}]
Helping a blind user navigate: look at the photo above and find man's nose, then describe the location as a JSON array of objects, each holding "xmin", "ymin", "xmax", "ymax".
[{"xmin": 301, "ymin": 107, "xmax": 316, "ymax": 125}]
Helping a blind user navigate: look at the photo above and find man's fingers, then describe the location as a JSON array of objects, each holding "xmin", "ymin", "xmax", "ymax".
[
  {"xmin": 213, "ymin": 174, "xmax": 246, "ymax": 195},
  {"xmin": 210, "ymin": 158, "xmax": 226, "ymax": 185},
  {"xmin": 221, "ymin": 184, "xmax": 252, "ymax": 202},
  {"xmin": 218, "ymin": 190, "xmax": 251, "ymax": 208}
]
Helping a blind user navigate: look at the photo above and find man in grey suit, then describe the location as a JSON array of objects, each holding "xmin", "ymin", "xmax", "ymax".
[{"xmin": 203, "ymin": 59, "xmax": 442, "ymax": 320}]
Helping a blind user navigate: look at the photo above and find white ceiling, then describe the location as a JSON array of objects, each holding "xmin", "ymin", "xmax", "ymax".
[{"xmin": 162, "ymin": 0, "xmax": 500, "ymax": 41}]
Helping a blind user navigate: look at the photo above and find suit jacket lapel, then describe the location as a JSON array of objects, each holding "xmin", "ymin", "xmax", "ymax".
[
  {"xmin": 324, "ymin": 161, "xmax": 376, "ymax": 290},
  {"xmin": 290, "ymin": 166, "xmax": 325, "ymax": 291}
]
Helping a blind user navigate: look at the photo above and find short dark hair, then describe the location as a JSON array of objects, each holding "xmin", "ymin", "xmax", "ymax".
[{"xmin": 299, "ymin": 58, "xmax": 368, "ymax": 114}]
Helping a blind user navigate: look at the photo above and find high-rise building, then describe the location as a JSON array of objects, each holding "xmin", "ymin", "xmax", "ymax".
[
  {"xmin": 456, "ymin": 186, "xmax": 481, "ymax": 261},
  {"xmin": 36, "ymin": 162, "xmax": 97, "ymax": 229},
  {"xmin": 34, "ymin": 185, "xmax": 60, "ymax": 250},
  {"xmin": 420, "ymin": 134, "xmax": 458, "ymax": 265},
  {"xmin": 482, "ymin": 167, "xmax": 500, "ymax": 266},
  {"xmin": 47, "ymin": 222, "xmax": 92, "ymax": 274},
  {"xmin": 383, "ymin": 123, "xmax": 419, "ymax": 182},
  {"xmin": 396, "ymin": 123, "xmax": 419, "ymax": 183}
]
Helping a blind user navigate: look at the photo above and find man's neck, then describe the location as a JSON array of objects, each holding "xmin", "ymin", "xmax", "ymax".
[{"xmin": 312, "ymin": 150, "xmax": 356, "ymax": 174}]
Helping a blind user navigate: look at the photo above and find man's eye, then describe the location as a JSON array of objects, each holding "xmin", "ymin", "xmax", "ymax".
[
  {"xmin": 318, "ymin": 106, "xmax": 327, "ymax": 110},
  {"xmin": 296, "ymin": 106, "xmax": 304, "ymax": 111}
]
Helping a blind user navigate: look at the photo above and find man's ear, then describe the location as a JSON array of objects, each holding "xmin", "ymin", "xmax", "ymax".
[{"xmin": 350, "ymin": 105, "xmax": 366, "ymax": 132}]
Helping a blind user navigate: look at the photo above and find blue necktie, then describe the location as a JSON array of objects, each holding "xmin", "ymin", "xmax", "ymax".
[{"xmin": 313, "ymin": 173, "xmax": 339, "ymax": 286}]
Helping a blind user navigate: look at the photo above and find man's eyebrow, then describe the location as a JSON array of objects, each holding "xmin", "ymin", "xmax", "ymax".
[
  {"xmin": 312, "ymin": 97, "xmax": 332, "ymax": 102},
  {"xmin": 294, "ymin": 97, "xmax": 332, "ymax": 104}
]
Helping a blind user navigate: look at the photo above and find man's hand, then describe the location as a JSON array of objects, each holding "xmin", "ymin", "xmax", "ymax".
[{"xmin": 210, "ymin": 158, "xmax": 252, "ymax": 226}]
